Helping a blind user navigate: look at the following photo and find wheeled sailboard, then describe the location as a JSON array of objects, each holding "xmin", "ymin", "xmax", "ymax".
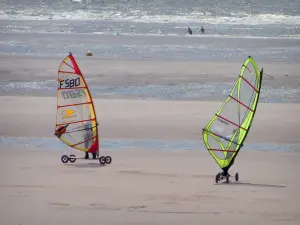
[
  {"xmin": 61, "ymin": 154, "xmax": 112, "ymax": 165},
  {"xmin": 215, "ymin": 172, "xmax": 239, "ymax": 184},
  {"xmin": 201, "ymin": 56, "xmax": 263, "ymax": 184},
  {"xmin": 54, "ymin": 53, "xmax": 112, "ymax": 165}
]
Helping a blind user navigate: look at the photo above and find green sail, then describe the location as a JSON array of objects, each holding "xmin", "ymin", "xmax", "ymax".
[{"xmin": 202, "ymin": 56, "xmax": 263, "ymax": 172}]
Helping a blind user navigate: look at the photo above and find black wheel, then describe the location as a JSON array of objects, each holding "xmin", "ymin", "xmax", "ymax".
[
  {"xmin": 105, "ymin": 156, "xmax": 112, "ymax": 164},
  {"xmin": 61, "ymin": 155, "xmax": 69, "ymax": 164},
  {"xmin": 69, "ymin": 154, "xmax": 76, "ymax": 163},
  {"xmin": 235, "ymin": 173, "xmax": 239, "ymax": 182},
  {"xmin": 215, "ymin": 173, "xmax": 220, "ymax": 184},
  {"xmin": 99, "ymin": 156, "xmax": 106, "ymax": 165}
]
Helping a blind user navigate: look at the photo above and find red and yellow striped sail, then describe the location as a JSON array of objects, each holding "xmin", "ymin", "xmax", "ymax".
[{"xmin": 55, "ymin": 53, "xmax": 99, "ymax": 153}]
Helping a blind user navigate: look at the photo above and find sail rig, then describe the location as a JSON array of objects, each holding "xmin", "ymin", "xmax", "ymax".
[
  {"xmin": 202, "ymin": 56, "xmax": 263, "ymax": 174},
  {"xmin": 54, "ymin": 53, "xmax": 99, "ymax": 154}
]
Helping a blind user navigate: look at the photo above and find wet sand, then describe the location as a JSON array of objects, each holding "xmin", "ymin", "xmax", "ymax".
[
  {"xmin": 0, "ymin": 55, "xmax": 300, "ymax": 225},
  {"xmin": 0, "ymin": 96, "xmax": 299, "ymax": 144}
]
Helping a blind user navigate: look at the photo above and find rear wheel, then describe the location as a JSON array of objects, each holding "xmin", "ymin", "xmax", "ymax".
[
  {"xmin": 61, "ymin": 155, "xmax": 69, "ymax": 164},
  {"xmin": 235, "ymin": 173, "xmax": 239, "ymax": 181},
  {"xmin": 99, "ymin": 156, "xmax": 106, "ymax": 165},
  {"xmin": 215, "ymin": 173, "xmax": 220, "ymax": 184},
  {"xmin": 105, "ymin": 156, "xmax": 112, "ymax": 164},
  {"xmin": 69, "ymin": 155, "xmax": 76, "ymax": 163}
]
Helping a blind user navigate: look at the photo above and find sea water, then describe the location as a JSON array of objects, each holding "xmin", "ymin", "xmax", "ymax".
[
  {"xmin": 1, "ymin": 79, "xmax": 300, "ymax": 103},
  {"xmin": 0, "ymin": 0, "xmax": 299, "ymax": 61}
]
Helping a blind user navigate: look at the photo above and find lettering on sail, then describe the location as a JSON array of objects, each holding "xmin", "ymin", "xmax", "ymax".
[
  {"xmin": 218, "ymin": 118, "xmax": 229, "ymax": 125},
  {"xmin": 61, "ymin": 90, "xmax": 86, "ymax": 100},
  {"xmin": 59, "ymin": 77, "xmax": 80, "ymax": 88}
]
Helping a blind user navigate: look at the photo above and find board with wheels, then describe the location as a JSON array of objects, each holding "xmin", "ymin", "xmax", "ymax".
[
  {"xmin": 61, "ymin": 154, "xmax": 112, "ymax": 165},
  {"xmin": 215, "ymin": 172, "xmax": 239, "ymax": 184}
]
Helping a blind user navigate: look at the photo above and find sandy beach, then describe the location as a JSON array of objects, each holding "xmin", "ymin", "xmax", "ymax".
[{"xmin": 1, "ymin": 55, "xmax": 300, "ymax": 225}]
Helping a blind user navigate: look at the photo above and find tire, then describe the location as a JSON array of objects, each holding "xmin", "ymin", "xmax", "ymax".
[
  {"xmin": 61, "ymin": 155, "xmax": 69, "ymax": 164},
  {"xmin": 105, "ymin": 156, "xmax": 112, "ymax": 164},
  {"xmin": 69, "ymin": 154, "xmax": 76, "ymax": 163},
  {"xmin": 235, "ymin": 173, "xmax": 239, "ymax": 182},
  {"xmin": 99, "ymin": 156, "xmax": 106, "ymax": 165},
  {"xmin": 226, "ymin": 175, "xmax": 229, "ymax": 183},
  {"xmin": 215, "ymin": 173, "xmax": 220, "ymax": 184}
]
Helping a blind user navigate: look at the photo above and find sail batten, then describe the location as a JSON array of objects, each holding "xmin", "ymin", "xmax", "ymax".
[
  {"xmin": 215, "ymin": 114, "xmax": 247, "ymax": 131},
  {"xmin": 71, "ymin": 135, "xmax": 97, "ymax": 147},
  {"xmin": 54, "ymin": 53, "xmax": 99, "ymax": 154},
  {"xmin": 202, "ymin": 56, "xmax": 263, "ymax": 172},
  {"xmin": 209, "ymin": 149, "xmax": 236, "ymax": 153},
  {"xmin": 240, "ymin": 76, "xmax": 258, "ymax": 92},
  {"xmin": 57, "ymin": 118, "xmax": 96, "ymax": 127},
  {"xmin": 58, "ymin": 70, "xmax": 77, "ymax": 74},
  {"xmin": 229, "ymin": 95, "xmax": 254, "ymax": 112},
  {"xmin": 58, "ymin": 102, "xmax": 92, "ymax": 109}
]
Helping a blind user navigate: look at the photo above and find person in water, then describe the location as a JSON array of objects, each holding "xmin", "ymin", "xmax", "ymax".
[
  {"xmin": 84, "ymin": 121, "xmax": 97, "ymax": 159},
  {"xmin": 200, "ymin": 26, "xmax": 205, "ymax": 34}
]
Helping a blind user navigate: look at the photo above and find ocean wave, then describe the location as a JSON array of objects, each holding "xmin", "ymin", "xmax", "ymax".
[{"xmin": 0, "ymin": 9, "xmax": 299, "ymax": 25}]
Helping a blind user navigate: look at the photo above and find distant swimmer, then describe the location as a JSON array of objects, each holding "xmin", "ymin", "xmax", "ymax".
[
  {"xmin": 201, "ymin": 26, "xmax": 205, "ymax": 34},
  {"xmin": 187, "ymin": 27, "xmax": 192, "ymax": 35}
]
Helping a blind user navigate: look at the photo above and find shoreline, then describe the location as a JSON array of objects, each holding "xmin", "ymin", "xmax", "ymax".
[
  {"xmin": 1, "ymin": 31, "xmax": 300, "ymax": 62},
  {"xmin": 0, "ymin": 96, "xmax": 299, "ymax": 144},
  {"xmin": 0, "ymin": 54, "xmax": 299, "ymax": 104},
  {"xmin": 1, "ymin": 136, "xmax": 300, "ymax": 154}
]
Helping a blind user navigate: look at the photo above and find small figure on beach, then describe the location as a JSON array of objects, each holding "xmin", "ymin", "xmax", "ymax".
[
  {"xmin": 187, "ymin": 26, "xmax": 192, "ymax": 35},
  {"xmin": 201, "ymin": 26, "xmax": 205, "ymax": 34},
  {"xmin": 84, "ymin": 120, "xmax": 97, "ymax": 159}
]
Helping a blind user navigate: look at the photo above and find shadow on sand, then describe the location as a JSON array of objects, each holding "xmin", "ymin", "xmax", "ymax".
[
  {"xmin": 65, "ymin": 163, "xmax": 107, "ymax": 168},
  {"xmin": 217, "ymin": 181, "xmax": 286, "ymax": 188}
]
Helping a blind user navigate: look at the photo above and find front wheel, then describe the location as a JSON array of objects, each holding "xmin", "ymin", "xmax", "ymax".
[
  {"xmin": 215, "ymin": 172, "xmax": 220, "ymax": 184},
  {"xmin": 61, "ymin": 155, "xmax": 69, "ymax": 164},
  {"xmin": 99, "ymin": 156, "xmax": 106, "ymax": 165},
  {"xmin": 105, "ymin": 156, "xmax": 112, "ymax": 164},
  {"xmin": 235, "ymin": 173, "xmax": 239, "ymax": 181},
  {"xmin": 69, "ymin": 154, "xmax": 76, "ymax": 163}
]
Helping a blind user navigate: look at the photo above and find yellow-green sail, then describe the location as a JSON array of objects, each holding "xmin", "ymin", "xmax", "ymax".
[{"xmin": 202, "ymin": 56, "xmax": 263, "ymax": 172}]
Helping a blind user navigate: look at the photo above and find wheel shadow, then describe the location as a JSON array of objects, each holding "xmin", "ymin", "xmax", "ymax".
[
  {"xmin": 217, "ymin": 181, "xmax": 286, "ymax": 188},
  {"xmin": 65, "ymin": 163, "xmax": 107, "ymax": 168}
]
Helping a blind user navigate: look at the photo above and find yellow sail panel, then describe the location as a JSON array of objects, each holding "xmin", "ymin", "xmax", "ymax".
[
  {"xmin": 55, "ymin": 53, "xmax": 99, "ymax": 153},
  {"xmin": 202, "ymin": 56, "xmax": 263, "ymax": 171}
]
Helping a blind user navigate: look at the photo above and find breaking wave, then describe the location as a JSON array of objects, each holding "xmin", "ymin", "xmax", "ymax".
[{"xmin": 0, "ymin": 9, "xmax": 299, "ymax": 25}]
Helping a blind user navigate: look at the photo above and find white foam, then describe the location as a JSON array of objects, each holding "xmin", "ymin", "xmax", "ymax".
[{"xmin": 0, "ymin": 9, "xmax": 299, "ymax": 26}]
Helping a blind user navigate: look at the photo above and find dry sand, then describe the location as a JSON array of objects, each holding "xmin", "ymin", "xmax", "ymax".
[
  {"xmin": 1, "ymin": 147, "xmax": 300, "ymax": 225},
  {"xmin": 0, "ymin": 96, "xmax": 299, "ymax": 143},
  {"xmin": 0, "ymin": 55, "xmax": 300, "ymax": 225}
]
